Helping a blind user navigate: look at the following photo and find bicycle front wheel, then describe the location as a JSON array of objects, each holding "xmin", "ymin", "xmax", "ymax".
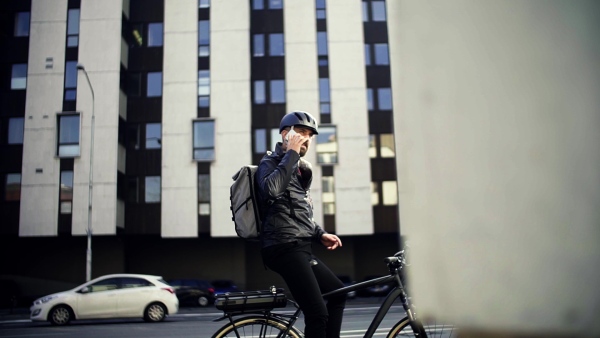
[
  {"xmin": 212, "ymin": 315, "xmax": 303, "ymax": 338},
  {"xmin": 387, "ymin": 316, "xmax": 457, "ymax": 338}
]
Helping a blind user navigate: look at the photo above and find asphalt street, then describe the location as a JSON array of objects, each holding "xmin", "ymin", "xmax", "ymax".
[{"xmin": 0, "ymin": 296, "xmax": 393, "ymax": 324}]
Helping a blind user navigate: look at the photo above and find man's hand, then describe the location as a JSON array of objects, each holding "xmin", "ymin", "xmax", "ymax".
[
  {"xmin": 321, "ymin": 233, "xmax": 342, "ymax": 250},
  {"xmin": 286, "ymin": 132, "xmax": 308, "ymax": 154}
]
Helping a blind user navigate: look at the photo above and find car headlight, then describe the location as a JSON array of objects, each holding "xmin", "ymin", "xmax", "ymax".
[{"xmin": 34, "ymin": 295, "xmax": 58, "ymax": 305}]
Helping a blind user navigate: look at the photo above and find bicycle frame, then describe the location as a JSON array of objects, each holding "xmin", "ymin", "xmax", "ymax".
[
  {"xmin": 322, "ymin": 272, "xmax": 416, "ymax": 338},
  {"xmin": 214, "ymin": 252, "xmax": 420, "ymax": 338}
]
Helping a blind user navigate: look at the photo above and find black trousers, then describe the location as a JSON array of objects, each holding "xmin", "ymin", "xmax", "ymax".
[{"xmin": 262, "ymin": 241, "xmax": 346, "ymax": 338}]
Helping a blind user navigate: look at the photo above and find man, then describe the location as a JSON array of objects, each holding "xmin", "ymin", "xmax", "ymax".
[{"xmin": 256, "ymin": 111, "xmax": 346, "ymax": 338}]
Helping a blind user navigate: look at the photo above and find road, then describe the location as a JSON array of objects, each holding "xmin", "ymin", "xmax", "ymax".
[{"xmin": 0, "ymin": 300, "xmax": 408, "ymax": 337}]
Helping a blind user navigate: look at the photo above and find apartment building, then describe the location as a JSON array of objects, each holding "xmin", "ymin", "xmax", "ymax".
[{"xmin": 0, "ymin": 0, "xmax": 401, "ymax": 290}]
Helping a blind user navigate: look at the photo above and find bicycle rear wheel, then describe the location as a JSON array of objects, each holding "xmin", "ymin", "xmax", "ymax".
[
  {"xmin": 387, "ymin": 316, "xmax": 457, "ymax": 338},
  {"xmin": 212, "ymin": 315, "xmax": 303, "ymax": 338}
]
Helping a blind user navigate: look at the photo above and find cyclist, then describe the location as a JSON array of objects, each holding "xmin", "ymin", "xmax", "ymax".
[{"xmin": 256, "ymin": 111, "xmax": 346, "ymax": 338}]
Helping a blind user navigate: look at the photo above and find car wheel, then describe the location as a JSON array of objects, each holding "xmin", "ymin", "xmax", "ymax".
[
  {"xmin": 198, "ymin": 295, "xmax": 209, "ymax": 307},
  {"xmin": 49, "ymin": 305, "xmax": 72, "ymax": 326},
  {"xmin": 144, "ymin": 302, "xmax": 166, "ymax": 322}
]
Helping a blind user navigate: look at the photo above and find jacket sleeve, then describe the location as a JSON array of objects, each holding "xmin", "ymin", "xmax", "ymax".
[
  {"xmin": 312, "ymin": 224, "xmax": 326, "ymax": 241},
  {"xmin": 256, "ymin": 150, "xmax": 300, "ymax": 202}
]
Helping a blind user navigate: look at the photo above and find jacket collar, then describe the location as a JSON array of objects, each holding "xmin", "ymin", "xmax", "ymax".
[{"xmin": 274, "ymin": 142, "xmax": 285, "ymax": 157}]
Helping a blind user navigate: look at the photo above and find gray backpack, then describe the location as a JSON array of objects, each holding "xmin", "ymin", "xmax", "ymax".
[{"xmin": 230, "ymin": 165, "xmax": 261, "ymax": 239}]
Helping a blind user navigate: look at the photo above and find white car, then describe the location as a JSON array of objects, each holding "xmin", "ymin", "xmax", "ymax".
[{"xmin": 30, "ymin": 273, "xmax": 179, "ymax": 326}]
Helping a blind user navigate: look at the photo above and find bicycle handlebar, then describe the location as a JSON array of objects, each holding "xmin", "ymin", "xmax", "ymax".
[{"xmin": 383, "ymin": 250, "xmax": 405, "ymax": 268}]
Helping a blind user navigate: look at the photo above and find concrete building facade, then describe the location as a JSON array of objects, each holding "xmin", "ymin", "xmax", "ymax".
[{"xmin": 1, "ymin": 0, "xmax": 401, "ymax": 293}]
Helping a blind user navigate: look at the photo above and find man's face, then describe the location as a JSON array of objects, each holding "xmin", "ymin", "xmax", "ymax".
[{"xmin": 282, "ymin": 126, "xmax": 314, "ymax": 157}]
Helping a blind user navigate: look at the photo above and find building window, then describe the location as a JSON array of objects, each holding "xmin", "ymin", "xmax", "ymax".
[
  {"xmin": 317, "ymin": 32, "xmax": 328, "ymax": 56},
  {"xmin": 5, "ymin": 174, "xmax": 21, "ymax": 201},
  {"xmin": 365, "ymin": 44, "xmax": 371, "ymax": 66},
  {"xmin": 8, "ymin": 117, "xmax": 24, "ymax": 145},
  {"xmin": 316, "ymin": 125, "xmax": 337, "ymax": 164},
  {"xmin": 367, "ymin": 88, "xmax": 374, "ymax": 111},
  {"xmin": 382, "ymin": 181, "xmax": 398, "ymax": 205},
  {"xmin": 145, "ymin": 123, "xmax": 161, "ymax": 149},
  {"xmin": 270, "ymin": 80, "xmax": 286, "ymax": 103},
  {"xmin": 269, "ymin": 33, "xmax": 284, "ymax": 56},
  {"xmin": 148, "ymin": 23, "xmax": 163, "ymax": 47},
  {"xmin": 14, "ymin": 12, "xmax": 30, "ymax": 37},
  {"xmin": 269, "ymin": 0, "xmax": 283, "ymax": 9},
  {"xmin": 374, "ymin": 43, "xmax": 389, "ymax": 65},
  {"xmin": 64, "ymin": 61, "xmax": 78, "ymax": 101},
  {"xmin": 254, "ymin": 80, "xmax": 266, "ymax": 104},
  {"xmin": 253, "ymin": 34, "xmax": 265, "ymax": 57},
  {"xmin": 145, "ymin": 176, "xmax": 161, "ymax": 203},
  {"xmin": 198, "ymin": 174, "xmax": 210, "ymax": 215},
  {"xmin": 371, "ymin": 182, "xmax": 379, "ymax": 205},
  {"xmin": 198, "ymin": 70, "xmax": 210, "ymax": 107},
  {"xmin": 267, "ymin": 128, "xmax": 278, "ymax": 150},
  {"xmin": 371, "ymin": 1, "xmax": 387, "ymax": 21},
  {"xmin": 198, "ymin": 20, "xmax": 210, "ymax": 57},
  {"xmin": 252, "ymin": 0, "xmax": 264, "ymax": 10},
  {"xmin": 316, "ymin": 0, "xmax": 326, "ymax": 19},
  {"xmin": 147, "ymin": 72, "xmax": 162, "ymax": 97},
  {"xmin": 57, "ymin": 113, "xmax": 80, "ymax": 157},
  {"xmin": 369, "ymin": 135, "xmax": 376, "ymax": 158},
  {"xmin": 199, "ymin": 0, "xmax": 210, "ymax": 8},
  {"xmin": 128, "ymin": 23, "xmax": 144, "ymax": 47},
  {"xmin": 67, "ymin": 9, "xmax": 80, "ymax": 47},
  {"xmin": 319, "ymin": 78, "xmax": 330, "ymax": 114},
  {"xmin": 193, "ymin": 119, "xmax": 215, "ymax": 161},
  {"xmin": 380, "ymin": 134, "xmax": 395, "ymax": 158},
  {"xmin": 378, "ymin": 88, "xmax": 392, "ymax": 110},
  {"xmin": 11, "ymin": 64, "xmax": 27, "ymax": 90},
  {"xmin": 362, "ymin": 1, "xmax": 369, "ymax": 22},
  {"xmin": 322, "ymin": 176, "xmax": 335, "ymax": 215},
  {"xmin": 254, "ymin": 128, "xmax": 267, "ymax": 153},
  {"xmin": 60, "ymin": 171, "xmax": 74, "ymax": 214}
]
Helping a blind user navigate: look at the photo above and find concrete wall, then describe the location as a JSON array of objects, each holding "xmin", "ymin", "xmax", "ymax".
[
  {"xmin": 328, "ymin": 0, "xmax": 373, "ymax": 235},
  {"xmin": 19, "ymin": 0, "xmax": 68, "ymax": 236},
  {"xmin": 210, "ymin": 0, "xmax": 252, "ymax": 237},
  {"xmin": 390, "ymin": 0, "xmax": 600, "ymax": 335},
  {"xmin": 284, "ymin": 0, "xmax": 323, "ymax": 226},
  {"xmin": 161, "ymin": 0, "xmax": 198, "ymax": 237},
  {"xmin": 73, "ymin": 0, "xmax": 123, "ymax": 235}
]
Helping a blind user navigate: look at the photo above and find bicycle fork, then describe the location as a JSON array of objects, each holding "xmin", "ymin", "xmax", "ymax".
[
  {"xmin": 363, "ymin": 273, "xmax": 422, "ymax": 338},
  {"xmin": 394, "ymin": 273, "xmax": 427, "ymax": 338}
]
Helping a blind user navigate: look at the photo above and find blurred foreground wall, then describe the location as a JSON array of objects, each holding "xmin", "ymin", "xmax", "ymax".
[{"xmin": 389, "ymin": 0, "xmax": 600, "ymax": 336}]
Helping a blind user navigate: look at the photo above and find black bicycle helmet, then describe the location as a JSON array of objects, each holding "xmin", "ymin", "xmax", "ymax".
[{"xmin": 279, "ymin": 111, "xmax": 319, "ymax": 135}]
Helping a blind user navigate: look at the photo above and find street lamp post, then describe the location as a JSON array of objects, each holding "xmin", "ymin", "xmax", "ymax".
[{"xmin": 77, "ymin": 63, "xmax": 95, "ymax": 282}]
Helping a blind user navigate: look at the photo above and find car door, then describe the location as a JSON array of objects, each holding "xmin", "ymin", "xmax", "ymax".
[
  {"xmin": 116, "ymin": 277, "xmax": 155, "ymax": 317},
  {"xmin": 76, "ymin": 277, "xmax": 119, "ymax": 319}
]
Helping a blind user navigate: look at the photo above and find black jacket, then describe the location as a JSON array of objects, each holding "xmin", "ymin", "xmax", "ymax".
[{"xmin": 256, "ymin": 143, "xmax": 326, "ymax": 248}]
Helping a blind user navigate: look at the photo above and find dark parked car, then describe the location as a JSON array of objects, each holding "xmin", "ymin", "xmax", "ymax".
[
  {"xmin": 167, "ymin": 279, "xmax": 215, "ymax": 307},
  {"xmin": 336, "ymin": 275, "xmax": 356, "ymax": 299},
  {"xmin": 356, "ymin": 275, "xmax": 394, "ymax": 297},
  {"xmin": 211, "ymin": 279, "xmax": 239, "ymax": 295}
]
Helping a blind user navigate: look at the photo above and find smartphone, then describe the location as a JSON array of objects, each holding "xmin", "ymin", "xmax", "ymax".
[{"xmin": 286, "ymin": 126, "xmax": 297, "ymax": 141}]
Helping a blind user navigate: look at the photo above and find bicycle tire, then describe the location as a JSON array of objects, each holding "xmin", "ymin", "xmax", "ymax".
[
  {"xmin": 212, "ymin": 315, "xmax": 303, "ymax": 338},
  {"xmin": 387, "ymin": 316, "xmax": 457, "ymax": 338}
]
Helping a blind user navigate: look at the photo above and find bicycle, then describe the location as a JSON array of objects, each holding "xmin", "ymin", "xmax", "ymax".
[{"xmin": 211, "ymin": 250, "xmax": 457, "ymax": 337}]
